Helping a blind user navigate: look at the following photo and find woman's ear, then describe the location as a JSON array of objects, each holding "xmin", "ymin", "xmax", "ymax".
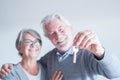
[
  {"xmin": 17, "ymin": 46, "xmax": 22, "ymax": 53},
  {"xmin": 17, "ymin": 46, "xmax": 22, "ymax": 55},
  {"xmin": 17, "ymin": 46, "xmax": 21, "ymax": 51}
]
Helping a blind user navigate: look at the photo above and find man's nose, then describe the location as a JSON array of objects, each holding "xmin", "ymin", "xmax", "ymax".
[{"xmin": 55, "ymin": 31, "xmax": 62, "ymax": 39}]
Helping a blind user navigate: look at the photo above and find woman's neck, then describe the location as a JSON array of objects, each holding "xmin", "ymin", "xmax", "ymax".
[{"xmin": 20, "ymin": 58, "xmax": 39, "ymax": 75}]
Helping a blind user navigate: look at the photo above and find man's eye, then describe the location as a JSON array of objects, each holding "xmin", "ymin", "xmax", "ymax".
[
  {"xmin": 59, "ymin": 28, "xmax": 63, "ymax": 31},
  {"xmin": 59, "ymin": 26, "xmax": 64, "ymax": 31}
]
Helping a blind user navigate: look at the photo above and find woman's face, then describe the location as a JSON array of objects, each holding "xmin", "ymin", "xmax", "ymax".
[{"xmin": 18, "ymin": 33, "xmax": 41, "ymax": 59}]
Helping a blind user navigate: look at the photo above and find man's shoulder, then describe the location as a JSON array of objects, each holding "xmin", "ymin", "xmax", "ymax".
[
  {"xmin": 43, "ymin": 48, "xmax": 57, "ymax": 57},
  {"xmin": 40, "ymin": 48, "xmax": 57, "ymax": 60}
]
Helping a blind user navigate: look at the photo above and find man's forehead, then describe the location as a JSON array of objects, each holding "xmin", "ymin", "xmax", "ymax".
[{"xmin": 46, "ymin": 20, "xmax": 64, "ymax": 29}]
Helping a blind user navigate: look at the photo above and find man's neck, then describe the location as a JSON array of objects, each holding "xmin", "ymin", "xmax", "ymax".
[
  {"xmin": 58, "ymin": 51, "xmax": 66, "ymax": 55},
  {"xmin": 58, "ymin": 47, "xmax": 72, "ymax": 55}
]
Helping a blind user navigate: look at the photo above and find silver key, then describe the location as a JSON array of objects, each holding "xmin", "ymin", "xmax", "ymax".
[{"xmin": 73, "ymin": 46, "xmax": 79, "ymax": 63}]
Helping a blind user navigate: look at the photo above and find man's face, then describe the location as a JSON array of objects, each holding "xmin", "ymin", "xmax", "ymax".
[{"xmin": 45, "ymin": 19, "xmax": 73, "ymax": 52}]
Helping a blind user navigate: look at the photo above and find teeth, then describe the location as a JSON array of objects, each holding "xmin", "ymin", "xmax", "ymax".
[{"xmin": 57, "ymin": 37, "xmax": 65, "ymax": 43}]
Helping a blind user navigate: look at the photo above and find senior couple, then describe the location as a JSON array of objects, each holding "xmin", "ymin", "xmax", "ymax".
[{"xmin": 0, "ymin": 13, "xmax": 120, "ymax": 80}]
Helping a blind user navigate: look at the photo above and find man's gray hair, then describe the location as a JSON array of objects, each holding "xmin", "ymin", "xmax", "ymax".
[
  {"xmin": 16, "ymin": 29, "xmax": 42, "ymax": 56},
  {"xmin": 41, "ymin": 13, "xmax": 71, "ymax": 37}
]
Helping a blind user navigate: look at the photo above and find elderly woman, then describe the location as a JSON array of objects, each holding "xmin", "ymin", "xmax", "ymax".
[{"xmin": 2, "ymin": 29, "xmax": 63, "ymax": 80}]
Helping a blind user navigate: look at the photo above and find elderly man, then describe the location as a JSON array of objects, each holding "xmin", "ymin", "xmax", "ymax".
[{"xmin": 1, "ymin": 13, "xmax": 120, "ymax": 80}]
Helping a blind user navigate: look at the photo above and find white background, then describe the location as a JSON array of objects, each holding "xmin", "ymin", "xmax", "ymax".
[{"xmin": 0, "ymin": 0, "xmax": 120, "ymax": 80}]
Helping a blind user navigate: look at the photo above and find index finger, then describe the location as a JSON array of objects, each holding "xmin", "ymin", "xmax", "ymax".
[{"xmin": 73, "ymin": 30, "xmax": 92, "ymax": 46}]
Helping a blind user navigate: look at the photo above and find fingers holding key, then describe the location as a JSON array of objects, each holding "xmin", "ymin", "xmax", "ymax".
[
  {"xmin": 73, "ymin": 30, "xmax": 104, "ymax": 58},
  {"xmin": 73, "ymin": 30, "xmax": 94, "ymax": 48}
]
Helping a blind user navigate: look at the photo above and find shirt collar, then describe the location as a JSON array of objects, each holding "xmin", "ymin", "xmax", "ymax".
[{"xmin": 56, "ymin": 47, "xmax": 74, "ymax": 56}]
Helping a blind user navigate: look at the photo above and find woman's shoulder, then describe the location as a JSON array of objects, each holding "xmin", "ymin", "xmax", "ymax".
[
  {"xmin": 2, "ymin": 63, "xmax": 28, "ymax": 80},
  {"xmin": 2, "ymin": 63, "xmax": 20, "ymax": 80}
]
